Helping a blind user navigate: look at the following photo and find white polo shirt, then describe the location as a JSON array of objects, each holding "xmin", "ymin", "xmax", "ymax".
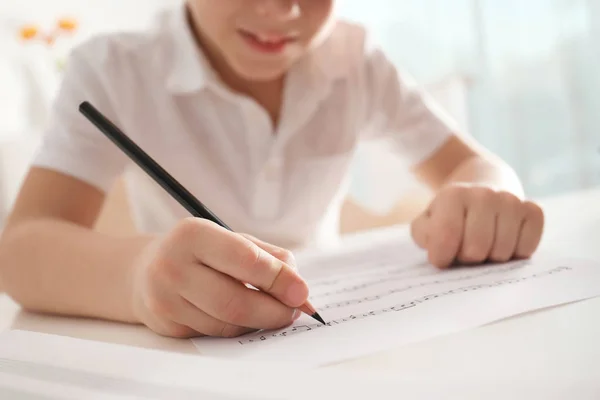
[{"xmin": 32, "ymin": 5, "xmax": 457, "ymax": 250}]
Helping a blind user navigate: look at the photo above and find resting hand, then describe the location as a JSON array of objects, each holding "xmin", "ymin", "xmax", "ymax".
[{"xmin": 410, "ymin": 183, "xmax": 544, "ymax": 268}]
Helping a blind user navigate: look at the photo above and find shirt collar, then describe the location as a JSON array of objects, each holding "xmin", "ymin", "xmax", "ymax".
[{"xmin": 165, "ymin": 4, "xmax": 217, "ymax": 94}]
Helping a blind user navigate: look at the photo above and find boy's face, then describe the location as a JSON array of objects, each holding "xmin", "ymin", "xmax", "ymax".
[{"xmin": 187, "ymin": 0, "xmax": 335, "ymax": 82}]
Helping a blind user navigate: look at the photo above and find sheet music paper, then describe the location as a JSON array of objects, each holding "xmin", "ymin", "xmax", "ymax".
[{"xmin": 193, "ymin": 232, "xmax": 600, "ymax": 367}]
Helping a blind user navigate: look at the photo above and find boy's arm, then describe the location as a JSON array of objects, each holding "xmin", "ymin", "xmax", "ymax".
[
  {"xmin": 360, "ymin": 43, "xmax": 522, "ymax": 197},
  {"xmin": 408, "ymin": 134, "xmax": 544, "ymax": 268},
  {"xmin": 0, "ymin": 38, "xmax": 155, "ymax": 321},
  {"xmin": 0, "ymin": 167, "xmax": 310, "ymax": 338},
  {"xmin": 0, "ymin": 38, "xmax": 308, "ymax": 337},
  {"xmin": 0, "ymin": 167, "xmax": 152, "ymax": 323},
  {"xmin": 411, "ymin": 133, "xmax": 524, "ymax": 197},
  {"xmin": 361, "ymin": 45, "xmax": 543, "ymax": 267}
]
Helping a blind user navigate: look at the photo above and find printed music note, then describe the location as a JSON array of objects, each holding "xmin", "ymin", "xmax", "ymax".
[{"xmin": 234, "ymin": 266, "xmax": 574, "ymax": 346}]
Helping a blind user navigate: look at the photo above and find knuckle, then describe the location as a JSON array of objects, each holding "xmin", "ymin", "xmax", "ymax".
[
  {"xmin": 173, "ymin": 217, "xmax": 209, "ymax": 241},
  {"xmin": 445, "ymin": 184, "xmax": 466, "ymax": 198},
  {"xmin": 218, "ymin": 293, "xmax": 248, "ymax": 324},
  {"xmin": 471, "ymin": 187, "xmax": 495, "ymax": 205},
  {"xmin": 146, "ymin": 259, "xmax": 167, "ymax": 285},
  {"xmin": 275, "ymin": 248, "xmax": 295, "ymax": 265},
  {"xmin": 498, "ymin": 191, "xmax": 521, "ymax": 211},
  {"xmin": 437, "ymin": 186, "xmax": 463, "ymax": 204},
  {"xmin": 175, "ymin": 217, "xmax": 199, "ymax": 237},
  {"xmin": 145, "ymin": 295, "xmax": 176, "ymax": 320},
  {"xmin": 238, "ymin": 241, "xmax": 262, "ymax": 271},
  {"xmin": 149, "ymin": 257, "xmax": 184, "ymax": 286},
  {"xmin": 163, "ymin": 262, "xmax": 184, "ymax": 286},
  {"xmin": 163, "ymin": 254, "xmax": 185, "ymax": 282}
]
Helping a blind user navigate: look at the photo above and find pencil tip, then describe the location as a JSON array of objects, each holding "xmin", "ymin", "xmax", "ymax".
[{"xmin": 311, "ymin": 312, "xmax": 326, "ymax": 325}]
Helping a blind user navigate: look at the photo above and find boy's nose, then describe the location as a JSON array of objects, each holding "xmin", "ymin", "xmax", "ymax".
[{"xmin": 254, "ymin": 0, "xmax": 301, "ymax": 20}]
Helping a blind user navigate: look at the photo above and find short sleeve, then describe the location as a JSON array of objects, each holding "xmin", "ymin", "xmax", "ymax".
[
  {"xmin": 361, "ymin": 46, "xmax": 459, "ymax": 167},
  {"xmin": 31, "ymin": 39, "xmax": 129, "ymax": 193}
]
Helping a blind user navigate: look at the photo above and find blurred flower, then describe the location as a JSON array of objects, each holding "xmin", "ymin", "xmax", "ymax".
[
  {"xmin": 19, "ymin": 25, "xmax": 39, "ymax": 41},
  {"xmin": 57, "ymin": 18, "xmax": 78, "ymax": 32},
  {"xmin": 18, "ymin": 16, "xmax": 79, "ymax": 47},
  {"xmin": 17, "ymin": 16, "xmax": 80, "ymax": 74}
]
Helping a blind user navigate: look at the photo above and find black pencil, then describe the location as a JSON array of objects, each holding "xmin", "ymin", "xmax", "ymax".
[
  {"xmin": 79, "ymin": 101, "xmax": 231, "ymax": 230},
  {"xmin": 78, "ymin": 101, "xmax": 325, "ymax": 326}
]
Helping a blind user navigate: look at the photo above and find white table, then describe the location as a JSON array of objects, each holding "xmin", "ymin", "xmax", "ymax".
[{"xmin": 1, "ymin": 187, "xmax": 600, "ymax": 393}]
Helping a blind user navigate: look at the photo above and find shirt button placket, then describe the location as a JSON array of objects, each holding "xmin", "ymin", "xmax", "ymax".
[{"xmin": 252, "ymin": 157, "xmax": 283, "ymax": 220}]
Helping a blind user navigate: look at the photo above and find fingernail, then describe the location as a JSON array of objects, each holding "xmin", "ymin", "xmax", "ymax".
[
  {"xmin": 285, "ymin": 281, "xmax": 308, "ymax": 307},
  {"xmin": 293, "ymin": 309, "xmax": 301, "ymax": 321}
]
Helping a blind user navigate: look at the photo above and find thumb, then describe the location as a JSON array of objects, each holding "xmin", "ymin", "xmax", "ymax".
[{"xmin": 410, "ymin": 208, "xmax": 431, "ymax": 250}]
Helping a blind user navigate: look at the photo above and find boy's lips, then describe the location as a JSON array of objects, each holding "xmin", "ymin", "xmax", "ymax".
[{"xmin": 238, "ymin": 29, "xmax": 298, "ymax": 54}]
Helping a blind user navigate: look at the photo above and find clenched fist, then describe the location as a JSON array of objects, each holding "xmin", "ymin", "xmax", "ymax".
[{"xmin": 411, "ymin": 183, "xmax": 544, "ymax": 268}]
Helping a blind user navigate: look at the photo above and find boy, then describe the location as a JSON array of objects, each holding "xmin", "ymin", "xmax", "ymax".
[{"xmin": 0, "ymin": 0, "xmax": 543, "ymax": 339}]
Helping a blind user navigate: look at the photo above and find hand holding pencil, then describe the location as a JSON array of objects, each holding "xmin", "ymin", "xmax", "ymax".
[
  {"xmin": 129, "ymin": 218, "xmax": 313, "ymax": 338},
  {"xmin": 79, "ymin": 101, "xmax": 324, "ymax": 339}
]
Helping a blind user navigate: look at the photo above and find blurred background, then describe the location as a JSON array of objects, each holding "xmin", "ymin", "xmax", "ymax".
[{"xmin": 1, "ymin": 0, "xmax": 599, "ymax": 227}]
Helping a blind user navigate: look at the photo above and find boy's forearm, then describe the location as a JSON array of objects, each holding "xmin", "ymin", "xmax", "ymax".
[
  {"xmin": 0, "ymin": 219, "xmax": 153, "ymax": 323},
  {"xmin": 445, "ymin": 155, "xmax": 525, "ymax": 198}
]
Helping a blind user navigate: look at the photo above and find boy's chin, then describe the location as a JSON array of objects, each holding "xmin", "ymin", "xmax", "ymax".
[{"xmin": 231, "ymin": 61, "xmax": 293, "ymax": 82}]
